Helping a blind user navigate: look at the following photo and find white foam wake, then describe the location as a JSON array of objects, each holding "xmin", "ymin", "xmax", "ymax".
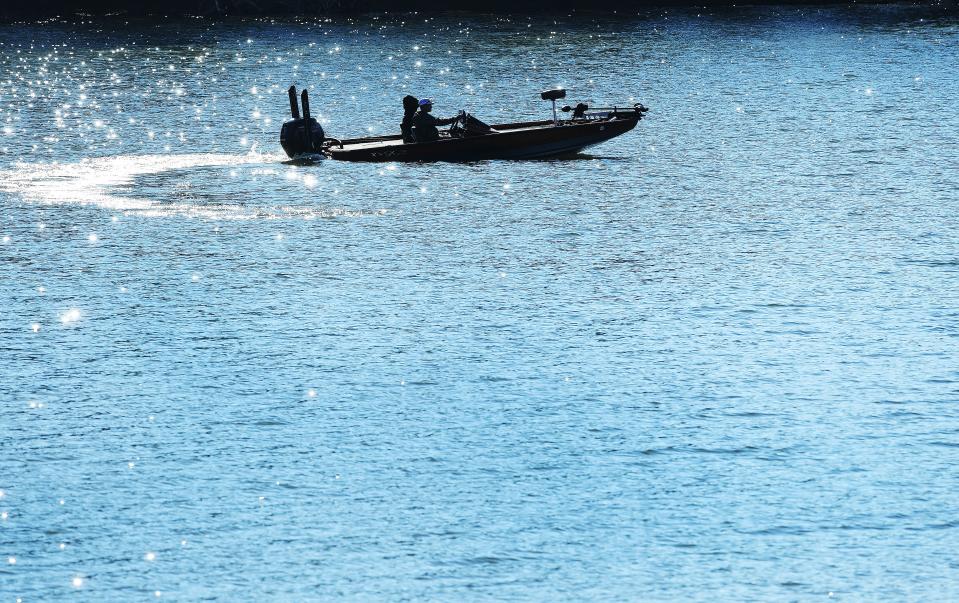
[{"xmin": 0, "ymin": 152, "xmax": 378, "ymax": 220}]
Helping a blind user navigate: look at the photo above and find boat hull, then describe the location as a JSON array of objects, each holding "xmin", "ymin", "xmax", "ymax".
[{"xmin": 324, "ymin": 117, "xmax": 640, "ymax": 162}]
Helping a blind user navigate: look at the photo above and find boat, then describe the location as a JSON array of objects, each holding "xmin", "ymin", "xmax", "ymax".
[{"xmin": 280, "ymin": 87, "xmax": 648, "ymax": 162}]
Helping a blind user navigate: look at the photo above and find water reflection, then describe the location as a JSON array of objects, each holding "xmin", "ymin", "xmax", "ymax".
[{"xmin": 2, "ymin": 6, "xmax": 959, "ymax": 602}]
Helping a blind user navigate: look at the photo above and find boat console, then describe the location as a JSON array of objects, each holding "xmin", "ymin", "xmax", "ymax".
[{"xmin": 448, "ymin": 111, "xmax": 497, "ymax": 138}]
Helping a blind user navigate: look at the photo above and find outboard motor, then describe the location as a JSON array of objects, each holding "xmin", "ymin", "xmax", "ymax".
[{"xmin": 280, "ymin": 86, "xmax": 325, "ymax": 158}]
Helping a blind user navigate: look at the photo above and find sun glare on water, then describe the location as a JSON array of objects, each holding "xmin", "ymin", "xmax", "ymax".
[
  {"xmin": 0, "ymin": 153, "xmax": 383, "ymax": 220},
  {"xmin": 60, "ymin": 309, "xmax": 82, "ymax": 325}
]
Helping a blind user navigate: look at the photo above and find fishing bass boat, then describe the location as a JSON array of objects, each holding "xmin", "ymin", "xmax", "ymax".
[{"xmin": 280, "ymin": 87, "xmax": 647, "ymax": 162}]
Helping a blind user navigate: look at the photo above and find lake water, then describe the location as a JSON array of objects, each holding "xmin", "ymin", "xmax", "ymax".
[{"xmin": 2, "ymin": 5, "xmax": 959, "ymax": 600}]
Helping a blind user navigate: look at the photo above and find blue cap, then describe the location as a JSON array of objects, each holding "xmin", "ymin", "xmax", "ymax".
[{"xmin": 418, "ymin": 98, "xmax": 432, "ymax": 106}]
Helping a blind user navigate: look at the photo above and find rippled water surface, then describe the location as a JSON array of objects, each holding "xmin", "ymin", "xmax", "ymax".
[{"xmin": 2, "ymin": 5, "xmax": 959, "ymax": 600}]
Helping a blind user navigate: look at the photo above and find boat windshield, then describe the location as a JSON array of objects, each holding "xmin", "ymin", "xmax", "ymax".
[{"xmin": 449, "ymin": 111, "xmax": 497, "ymax": 138}]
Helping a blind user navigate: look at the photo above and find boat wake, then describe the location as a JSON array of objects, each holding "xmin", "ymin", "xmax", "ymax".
[{"xmin": 0, "ymin": 152, "xmax": 380, "ymax": 220}]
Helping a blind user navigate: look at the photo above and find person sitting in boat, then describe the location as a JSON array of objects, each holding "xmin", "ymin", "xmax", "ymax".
[
  {"xmin": 400, "ymin": 95, "xmax": 419, "ymax": 143},
  {"xmin": 411, "ymin": 98, "xmax": 456, "ymax": 143}
]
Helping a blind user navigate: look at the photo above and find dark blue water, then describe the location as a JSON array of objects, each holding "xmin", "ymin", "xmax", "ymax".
[{"xmin": 2, "ymin": 5, "xmax": 959, "ymax": 600}]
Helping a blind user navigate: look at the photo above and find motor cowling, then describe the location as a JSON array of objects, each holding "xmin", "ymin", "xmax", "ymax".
[{"xmin": 280, "ymin": 117, "xmax": 325, "ymax": 158}]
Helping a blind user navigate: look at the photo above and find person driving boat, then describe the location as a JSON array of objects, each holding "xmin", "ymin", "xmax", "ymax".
[{"xmin": 411, "ymin": 98, "xmax": 456, "ymax": 143}]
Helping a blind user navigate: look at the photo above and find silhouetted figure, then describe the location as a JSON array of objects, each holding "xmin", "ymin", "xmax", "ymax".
[
  {"xmin": 411, "ymin": 98, "xmax": 456, "ymax": 143},
  {"xmin": 401, "ymin": 95, "xmax": 419, "ymax": 143}
]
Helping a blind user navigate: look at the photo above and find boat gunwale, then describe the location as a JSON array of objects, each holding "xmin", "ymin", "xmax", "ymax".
[{"xmin": 328, "ymin": 115, "xmax": 642, "ymax": 152}]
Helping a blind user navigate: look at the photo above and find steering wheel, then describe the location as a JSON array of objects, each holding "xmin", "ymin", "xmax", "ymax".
[{"xmin": 449, "ymin": 110, "xmax": 467, "ymax": 136}]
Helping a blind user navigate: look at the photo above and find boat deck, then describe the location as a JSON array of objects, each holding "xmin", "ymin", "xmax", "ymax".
[
  {"xmin": 323, "ymin": 114, "xmax": 642, "ymax": 161},
  {"xmin": 330, "ymin": 119, "xmax": 559, "ymax": 150}
]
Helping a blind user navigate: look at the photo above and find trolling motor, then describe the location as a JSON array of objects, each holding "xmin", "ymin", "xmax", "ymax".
[
  {"xmin": 540, "ymin": 88, "xmax": 649, "ymax": 124},
  {"xmin": 561, "ymin": 101, "xmax": 649, "ymax": 120},
  {"xmin": 280, "ymin": 86, "xmax": 326, "ymax": 158}
]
